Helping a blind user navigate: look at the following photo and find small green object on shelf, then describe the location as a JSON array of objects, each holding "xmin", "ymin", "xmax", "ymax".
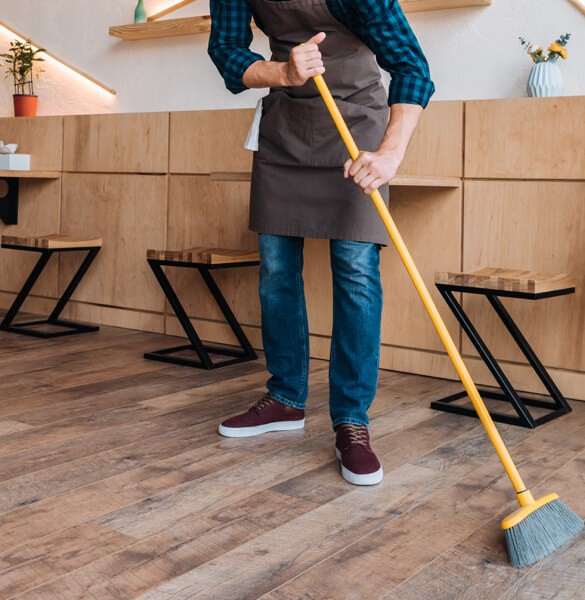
[{"xmin": 134, "ymin": 0, "xmax": 148, "ymax": 24}]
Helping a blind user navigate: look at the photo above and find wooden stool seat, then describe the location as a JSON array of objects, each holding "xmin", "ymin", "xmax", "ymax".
[
  {"xmin": 145, "ymin": 245, "xmax": 259, "ymax": 369},
  {"xmin": 2, "ymin": 234, "xmax": 102, "ymax": 250},
  {"xmin": 1, "ymin": 233, "xmax": 102, "ymax": 338},
  {"xmin": 435, "ymin": 267, "xmax": 575, "ymax": 297},
  {"xmin": 147, "ymin": 246, "xmax": 259, "ymax": 265},
  {"xmin": 432, "ymin": 266, "xmax": 574, "ymax": 428}
]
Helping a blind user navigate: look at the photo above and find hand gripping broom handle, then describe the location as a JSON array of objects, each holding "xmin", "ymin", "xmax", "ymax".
[{"xmin": 313, "ymin": 74, "xmax": 534, "ymax": 506}]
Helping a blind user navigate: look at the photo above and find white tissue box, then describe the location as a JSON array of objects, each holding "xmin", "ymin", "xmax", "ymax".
[{"xmin": 0, "ymin": 154, "xmax": 30, "ymax": 170}]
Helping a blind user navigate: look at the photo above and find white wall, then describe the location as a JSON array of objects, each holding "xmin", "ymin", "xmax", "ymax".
[{"xmin": 0, "ymin": 0, "xmax": 583, "ymax": 116}]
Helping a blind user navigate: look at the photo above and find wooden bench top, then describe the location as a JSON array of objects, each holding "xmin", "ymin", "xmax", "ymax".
[
  {"xmin": 147, "ymin": 247, "xmax": 260, "ymax": 265},
  {"xmin": 435, "ymin": 267, "xmax": 575, "ymax": 295},
  {"xmin": 2, "ymin": 234, "xmax": 102, "ymax": 250}
]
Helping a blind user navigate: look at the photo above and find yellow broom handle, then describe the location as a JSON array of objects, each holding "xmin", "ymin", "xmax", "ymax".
[{"xmin": 313, "ymin": 74, "xmax": 530, "ymax": 498}]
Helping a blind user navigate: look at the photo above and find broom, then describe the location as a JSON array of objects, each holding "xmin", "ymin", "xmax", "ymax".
[{"xmin": 312, "ymin": 73, "xmax": 584, "ymax": 568}]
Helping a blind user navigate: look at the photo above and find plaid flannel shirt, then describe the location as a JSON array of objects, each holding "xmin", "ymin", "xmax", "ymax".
[{"xmin": 208, "ymin": 0, "xmax": 435, "ymax": 107}]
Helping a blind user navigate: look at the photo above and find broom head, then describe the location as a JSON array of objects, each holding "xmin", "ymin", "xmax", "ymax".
[{"xmin": 502, "ymin": 493, "xmax": 584, "ymax": 568}]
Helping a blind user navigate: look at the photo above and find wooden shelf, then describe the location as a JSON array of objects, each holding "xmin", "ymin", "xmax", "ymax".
[
  {"xmin": 109, "ymin": 16, "xmax": 211, "ymax": 40},
  {"xmin": 0, "ymin": 171, "xmax": 61, "ymax": 226},
  {"xmin": 207, "ymin": 172, "xmax": 460, "ymax": 188},
  {"xmin": 391, "ymin": 175, "xmax": 461, "ymax": 188},
  {"xmin": 0, "ymin": 171, "xmax": 61, "ymax": 179},
  {"xmin": 400, "ymin": 0, "xmax": 491, "ymax": 12},
  {"xmin": 109, "ymin": 1, "xmax": 491, "ymax": 40}
]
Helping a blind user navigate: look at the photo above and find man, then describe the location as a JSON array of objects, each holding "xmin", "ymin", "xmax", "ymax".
[{"xmin": 208, "ymin": 0, "xmax": 434, "ymax": 486}]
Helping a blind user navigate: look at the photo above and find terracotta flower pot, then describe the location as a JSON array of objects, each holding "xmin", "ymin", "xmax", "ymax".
[{"xmin": 13, "ymin": 95, "xmax": 38, "ymax": 117}]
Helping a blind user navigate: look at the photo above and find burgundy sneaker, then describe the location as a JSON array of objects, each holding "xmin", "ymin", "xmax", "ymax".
[
  {"xmin": 335, "ymin": 424, "xmax": 383, "ymax": 486},
  {"xmin": 218, "ymin": 393, "xmax": 305, "ymax": 438}
]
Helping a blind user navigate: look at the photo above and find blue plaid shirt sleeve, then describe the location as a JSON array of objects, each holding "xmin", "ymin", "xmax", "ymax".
[
  {"xmin": 208, "ymin": 0, "xmax": 434, "ymax": 107},
  {"xmin": 333, "ymin": 0, "xmax": 435, "ymax": 107},
  {"xmin": 208, "ymin": 0, "xmax": 264, "ymax": 94}
]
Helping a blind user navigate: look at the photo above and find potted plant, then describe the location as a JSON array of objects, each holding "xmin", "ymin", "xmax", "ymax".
[{"xmin": 1, "ymin": 39, "xmax": 45, "ymax": 117}]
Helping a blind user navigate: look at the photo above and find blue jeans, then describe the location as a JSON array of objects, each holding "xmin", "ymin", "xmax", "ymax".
[{"xmin": 259, "ymin": 233, "xmax": 382, "ymax": 428}]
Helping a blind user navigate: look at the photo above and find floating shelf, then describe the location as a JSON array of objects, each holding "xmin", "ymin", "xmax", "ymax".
[
  {"xmin": 109, "ymin": 0, "xmax": 491, "ymax": 40},
  {"xmin": 0, "ymin": 171, "xmax": 61, "ymax": 179},
  {"xmin": 208, "ymin": 172, "xmax": 461, "ymax": 188},
  {"xmin": 400, "ymin": 0, "xmax": 491, "ymax": 12},
  {"xmin": 109, "ymin": 16, "xmax": 211, "ymax": 40},
  {"xmin": 390, "ymin": 175, "xmax": 461, "ymax": 188}
]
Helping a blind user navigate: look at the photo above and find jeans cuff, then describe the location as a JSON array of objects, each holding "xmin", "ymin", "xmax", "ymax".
[
  {"xmin": 332, "ymin": 417, "xmax": 370, "ymax": 429},
  {"xmin": 269, "ymin": 391, "xmax": 305, "ymax": 411}
]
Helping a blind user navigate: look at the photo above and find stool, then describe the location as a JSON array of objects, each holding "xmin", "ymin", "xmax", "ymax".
[
  {"xmin": 432, "ymin": 267, "xmax": 575, "ymax": 428},
  {"xmin": 145, "ymin": 246, "xmax": 260, "ymax": 369},
  {"xmin": 1, "ymin": 234, "xmax": 102, "ymax": 338}
]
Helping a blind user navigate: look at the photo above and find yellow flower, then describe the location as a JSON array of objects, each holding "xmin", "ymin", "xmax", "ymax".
[
  {"xmin": 549, "ymin": 42, "xmax": 563, "ymax": 53},
  {"xmin": 560, "ymin": 48, "xmax": 568, "ymax": 59}
]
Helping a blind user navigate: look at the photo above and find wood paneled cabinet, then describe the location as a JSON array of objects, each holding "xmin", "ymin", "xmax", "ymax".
[{"xmin": 1, "ymin": 96, "xmax": 584, "ymax": 401}]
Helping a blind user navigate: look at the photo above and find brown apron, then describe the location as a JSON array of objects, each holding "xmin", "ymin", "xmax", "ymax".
[
  {"xmin": 248, "ymin": 0, "xmax": 390, "ymax": 245},
  {"xmin": 248, "ymin": 0, "xmax": 388, "ymax": 244}
]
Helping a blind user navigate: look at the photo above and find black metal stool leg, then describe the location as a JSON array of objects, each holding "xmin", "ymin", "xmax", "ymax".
[
  {"xmin": 144, "ymin": 259, "xmax": 258, "ymax": 369},
  {"xmin": 1, "ymin": 250, "xmax": 53, "ymax": 329},
  {"xmin": 48, "ymin": 248, "xmax": 101, "ymax": 323},
  {"xmin": 1, "ymin": 246, "xmax": 100, "ymax": 338},
  {"xmin": 487, "ymin": 295, "xmax": 571, "ymax": 419},
  {"xmin": 145, "ymin": 260, "xmax": 214, "ymax": 369},
  {"xmin": 432, "ymin": 287, "xmax": 536, "ymax": 427},
  {"xmin": 432, "ymin": 285, "xmax": 572, "ymax": 428},
  {"xmin": 198, "ymin": 268, "xmax": 257, "ymax": 361}
]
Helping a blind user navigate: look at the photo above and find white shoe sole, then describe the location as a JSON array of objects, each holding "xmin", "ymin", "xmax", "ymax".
[
  {"xmin": 218, "ymin": 419, "xmax": 305, "ymax": 438},
  {"xmin": 335, "ymin": 448, "xmax": 384, "ymax": 486}
]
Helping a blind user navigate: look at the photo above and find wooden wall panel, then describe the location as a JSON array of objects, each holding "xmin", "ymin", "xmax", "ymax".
[
  {"xmin": 465, "ymin": 97, "xmax": 585, "ymax": 180},
  {"xmin": 0, "ymin": 116, "xmax": 63, "ymax": 171},
  {"xmin": 379, "ymin": 187, "xmax": 462, "ymax": 350},
  {"xmin": 398, "ymin": 101, "xmax": 463, "ymax": 177},
  {"xmin": 169, "ymin": 109, "xmax": 254, "ymax": 174},
  {"xmin": 463, "ymin": 180, "xmax": 585, "ymax": 372},
  {"xmin": 165, "ymin": 176, "xmax": 259, "ymax": 330},
  {"xmin": 62, "ymin": 113, "xmax": 169, "ymax": 173},
  {"xmin": 0, "ymin": 179, "xmax": 61, "ymax": 301},
  {"xmin": 59, "ymin": 174, "xmax": 167, "ymax": 312}
]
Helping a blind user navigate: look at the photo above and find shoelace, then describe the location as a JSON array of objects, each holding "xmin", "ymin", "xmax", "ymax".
[
  {"xmin": 253, "ymin": 393, "xmax": 275, "ymax": 412},
  {"xmin": 338, "ymin": 424, "xmax": 369, "ymax": 448}
]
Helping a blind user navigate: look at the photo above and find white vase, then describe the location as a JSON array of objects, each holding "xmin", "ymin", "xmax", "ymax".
[{"xmin": 527, "ymin": 61, "xmax": 564, "ymax": 98}]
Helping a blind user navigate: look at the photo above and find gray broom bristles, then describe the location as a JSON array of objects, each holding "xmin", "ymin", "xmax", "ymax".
[{"xmin": 505, "ymin": 498, "xmax": 584, "ymax": 568}]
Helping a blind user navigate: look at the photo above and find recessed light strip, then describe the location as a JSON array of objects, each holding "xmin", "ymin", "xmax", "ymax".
[
  {"xmin": 0, "ymin": 20, "xmax": 116, "ymax": 95},
  {"xmin": 569, "ymin": 0, "xmax": 585, "ymax": 14}
]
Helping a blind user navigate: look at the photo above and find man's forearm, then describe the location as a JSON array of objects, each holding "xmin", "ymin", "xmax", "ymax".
[
  {"xmin": 344, "ymin": 102, "xmax": 424, "ymax": 194},
  {"xmin": 242, "ymin": 60, "xmax": 289, "ymax": 89},
  {"xmin": 378, "ymin": 103, "xmax": 423, "ymax": 163},
  {"xmin": 243, "ymin": 33, "xmax": 326, "ymax": 89}
]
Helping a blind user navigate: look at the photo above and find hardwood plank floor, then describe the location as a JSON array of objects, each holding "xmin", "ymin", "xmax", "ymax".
[{"xmin": 0, "ymin": 323, "xmax": 584, "ymax": 599}]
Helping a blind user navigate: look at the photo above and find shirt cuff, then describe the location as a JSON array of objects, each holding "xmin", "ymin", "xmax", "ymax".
[
  {"xmin": 226, "ymin": 55, "xmax": 265, "ymax": 94},
  {"xmin": 388, "ymin": 75, "xmax": 435, "ymax": 108}
]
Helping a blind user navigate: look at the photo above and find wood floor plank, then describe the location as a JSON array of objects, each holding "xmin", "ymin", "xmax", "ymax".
[
  {"xmin": 8, "ymin": 489, "xmax": 318, "ymax": 600},
  {"xmin": 0, "ymin": 362, "xmax": 271, "ymax": 457},
  {"xmin": 0, "ymin": 421, "xmax": 32, "ymax": 435},
  {"xmin": 1, "ymin": 323, "xmax": 583, "ymax": 600},
  {"xmin": 0, "ymin": 523, "xmax": 137, "ymax": 599},
  {"xmin": 0, "ymin": 387, "xmax": 331, "ymax": 555},
  {"xmin": 261, "ymin": 409, "xmax": 585, "ymax": 600},
  {"xmin": 0, "ymin": 371, "xmax": 275, "ymax": 484},
  {"xmin": 0, "ymin": 381, "xmax": 270, "ymax": 513},
  {"xmin": 7, "ymin": 387, "xmax": 470, "ymax": 598},
  {"xmin": 95, "ymin": 416, "xmax": 480, "ymax": 599}
]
